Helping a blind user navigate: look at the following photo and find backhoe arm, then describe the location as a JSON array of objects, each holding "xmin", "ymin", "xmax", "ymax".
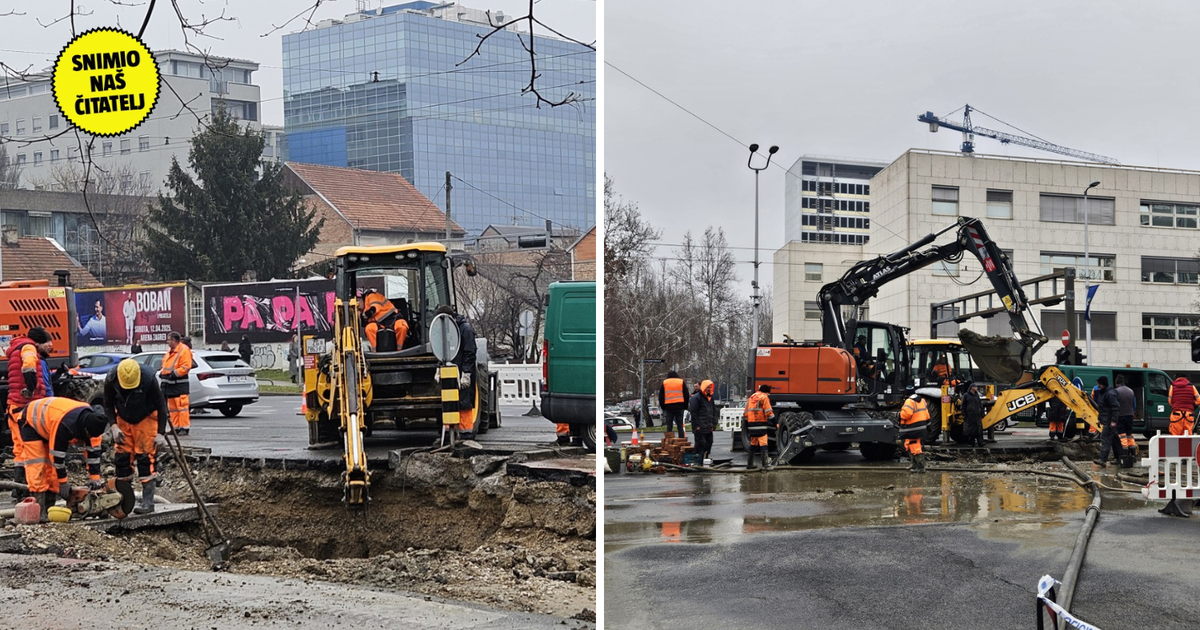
[{"xmin": 980, "ymin": 366, "xmax": 1099, "ymax": 432}]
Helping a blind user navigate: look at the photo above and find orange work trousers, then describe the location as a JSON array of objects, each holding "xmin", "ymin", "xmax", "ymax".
[
  {"xmin": 556, "ymin": 423, "xmax": 570, "ymax": 437},
  {"xmin": 116, "ymin": 413, "xmax": 158, "ymax": 484},
  {"xmin": 168, "ymin": 394, "xmax": 190, "ymax": 430},
  {"xmin": 904, "ymin": 438, "xmax": 923, "ymax": 456},
  {"xmin": 366, "ymin": 319, "xmax": 409, "ymax": 350},
  {"xmin": 6, "ymin": 403, "xmax": 26, "ymax": 466},
  {"xmin": 750, "ymin": 433, "xmax": 769, "ymax": 447},
  {"xmin": 1169, "ymin": 409, "xmax": 1194, "ymax": 436}
]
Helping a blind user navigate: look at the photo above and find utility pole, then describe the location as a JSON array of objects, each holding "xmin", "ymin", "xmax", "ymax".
[{"xmin": 445, "ymin": 171, "xmax": 452, "ymax": 241}]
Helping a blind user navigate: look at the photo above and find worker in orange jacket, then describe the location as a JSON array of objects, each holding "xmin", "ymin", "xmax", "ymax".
[
  {"xmin": 658, "ymin": 371, "xmax": 689, "ymax": 438},
  {"xmin": 19, "ymin": 397, "xmax": 108, "ymax": 520},
  {"xmin": 5, "ymin": 327, "xmax": 53, "ymax": 498},
  {"xmin": 899, "ymin": 394, "xmax": 930, "ymax": 473},
  {"xmin": 160, "ymin": 331, "xmax": 192, "ymax": 435},
  {"xmin": 1168, "ymin": 375, "xmax": 1200, "ymax": 436},
  {"xmin": 105, "ymin": 359, "xmax": 170, "ymax": 515},
  {"xmin": 745, "ymin": 384, "xmax": 775, "ymax": 470},
  {"xmin": 362, "ymin": 288, "xmax": 409, "ymax": 351}
]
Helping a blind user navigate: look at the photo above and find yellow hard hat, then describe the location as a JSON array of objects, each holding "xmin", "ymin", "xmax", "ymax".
[{"xmin": 117, "ymin": 359, "xmax": 141, "ymax": 389}]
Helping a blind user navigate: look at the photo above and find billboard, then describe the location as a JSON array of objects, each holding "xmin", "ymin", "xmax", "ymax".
[
  {"xmin": 204, "ymin": 279, "xmax": 337, "ymax": 344},
  {"xmin": 75, "ymin": 283, "xmax": 187, "ymax": 347}
]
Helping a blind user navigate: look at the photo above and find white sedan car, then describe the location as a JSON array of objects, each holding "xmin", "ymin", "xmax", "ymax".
[{"xmin": 131, "ymin": 350, "xmax": 259, "ymax": 417}]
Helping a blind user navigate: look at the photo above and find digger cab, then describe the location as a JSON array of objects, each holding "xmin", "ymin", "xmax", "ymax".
[{"xmin": 909, "ymin": 340, "xmax": 984, "ymax": 390}]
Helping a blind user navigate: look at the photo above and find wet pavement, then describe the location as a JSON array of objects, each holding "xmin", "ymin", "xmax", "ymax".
[{"xmin": 605, "ymin": 429, "xmax": 1200, "ymax": 629}]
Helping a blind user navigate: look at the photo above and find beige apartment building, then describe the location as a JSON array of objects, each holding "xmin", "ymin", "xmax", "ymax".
[{"xmin": 776, "ymin": 148, "xmax": 1200, "ymax": 374}]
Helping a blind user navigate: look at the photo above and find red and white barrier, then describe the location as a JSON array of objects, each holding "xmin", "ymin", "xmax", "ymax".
[{"xmin": 1141, "ymin": 434, "xmax": 1200, "ymax": 501}]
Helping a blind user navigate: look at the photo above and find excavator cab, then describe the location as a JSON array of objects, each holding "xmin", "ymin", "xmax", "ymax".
[
  {"xmin": 909, "ymin": 340, "xmax": 981, "ymax": 390},
  {"xmin": 845, "ymin": 320, "xmax": 911, "ymax": 405}
]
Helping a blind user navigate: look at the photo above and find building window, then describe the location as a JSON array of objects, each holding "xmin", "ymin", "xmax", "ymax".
[
  {"xmin": 1044, "ymin": 311, "xmax": 1117, "ymax": 341},
  {"xmin": 1142, "ymin": 257, "xmax": 1200, "ymax": 284},
  {"xmin": 1143, "ymin": 314, "xmax": 1200, "ymax": 341},
  {"xmin": 1140, "ymin": 202, "xmax": 1200, "ymax": 229},
  {"xmin": 15, "ymin": 153, "xmax": 25, "ymax": 165},
  {"xmin": 933, "ymin": 261, "xmax": 959, "ymax": 277},
  {"xmin": 0, "ymin": 122, "xmax": 8, "ymax": 135},
  {"xmin": 120, "ymin": 139, "xmax": 130, "ymax": 154},
  {"xmin": 805, "ymin": 263, "xmax": 823, "ymax": 282},
  {"xmin": 1040, "ymin": 252, "xmax": 1115, "ymax": 282},
  {"xmin": 67, "ymin": 147, "xmax": 77, "ymax": 162},
  {"xmin": 138, "ymin": 171, "xmax": 151, "ymax": 189},
  {"xmin": 15, "ymin": 119, "xmax": 24, "ymax": 135},
  {"xmin": 932, "ymin": 186, "xmax": 958, "ymax": 216},
  {"xmin": 50, "ymin": 149, "xmax": 58, "ymax": 162},
  {"xmin": 48, "ymin": 115, "xmax": 58, "ymax": 130},
  {"xmin": 987, "ymin": 190, "xmax": 1013, "ymax": 219},
  {"xmin": 31, "ymin": 117, "xmax": 41, "ymax": 133},
  {"xmin": 804, "ymin": 301, "xmax": 821, "ymax": 320},
  {"xmin": 1040, "ymin": 193, "xmax": 1115, "ymax": 225},
  {"xmin": 102, "ymin": 141, "xmax": 112, "ymax": 157},
  {"xmin": 32, "ymin": 152, "xmax": 41, "ymax": 166},
  {"xmin": 138, "ymin": 136, "xmax": 149, "ymax": 152}
]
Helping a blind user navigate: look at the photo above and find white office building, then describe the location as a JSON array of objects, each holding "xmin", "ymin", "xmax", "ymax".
[
  {"xmin": 775, "ymin": 149, "xmax": 1200, "ymax": 375},
  {"xmin": 0, "ymin": 50, "xmax": 262, "ymax": 193}
]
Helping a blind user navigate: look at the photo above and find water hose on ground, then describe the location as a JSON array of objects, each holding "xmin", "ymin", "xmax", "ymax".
[{"xmin": 1056, "ymin": 456, "xmax": 1102, "ymax": 621}]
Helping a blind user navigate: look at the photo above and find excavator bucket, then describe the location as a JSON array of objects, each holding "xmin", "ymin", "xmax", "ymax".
[{"xmin": 957, "ymin": 329, "xmax": 1030, "ymax": 384}]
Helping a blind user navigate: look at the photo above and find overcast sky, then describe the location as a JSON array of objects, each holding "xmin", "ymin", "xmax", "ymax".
[
  {"xmin": 606, "ymin": 0, "xmax": 1200, "ymax": 289},
  {"xmin": 0, "ymin": 0, "xmax": 596, "ymax": 124}
]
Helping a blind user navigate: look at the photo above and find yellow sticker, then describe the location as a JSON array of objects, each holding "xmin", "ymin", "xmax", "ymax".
[
  {"xmin": 48, "ymin": 288, "xmax": 66, "ymax": 298},
  {"xmin": 1002, "ymin": 295, "xmax": 1014, "ymax": 311},
  {"xmin": 52, "ymin": 28, "xmax": 159, "ymax": 137}
]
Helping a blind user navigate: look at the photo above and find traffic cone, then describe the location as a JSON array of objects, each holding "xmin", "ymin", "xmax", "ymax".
[
  {"xmin": 631, "ymin": 430, "xmax": 639, "ymax": 446},
  {"xmin": 300, "ymin": 396, "xmax": 307, "ymax": 417}
]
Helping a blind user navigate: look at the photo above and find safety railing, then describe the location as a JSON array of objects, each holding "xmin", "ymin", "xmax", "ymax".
[
  {"xmin": 489, "ymin": 362, "xmax": 542, "ymax": 405},
  {"xmin": 1141, "ymin": 434, "xmax": 1200, "ymax": 500}
]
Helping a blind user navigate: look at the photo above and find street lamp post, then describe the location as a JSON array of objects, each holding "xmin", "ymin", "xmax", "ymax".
[
  {"xmin": 746, "ymin": 144, "xmax": 779, "ymax": 348},
  {"xmin": 1083, "ymin": 180, "xmax": 1100, "ymax": 365}
]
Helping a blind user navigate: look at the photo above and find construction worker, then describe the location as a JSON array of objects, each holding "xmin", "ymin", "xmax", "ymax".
[
  {"xmin": 160, "ymin": 331, "xmax": 192, "ymax": 435},
  {"xmin": 6, "ymin": 327, "xmax": 53, "ymax": 498},
  {"xmin": 929, "ymin": 353, "xmax": 952, "ymax": 384},
  {"xmin": 899, "ymin": 394, "xmax": 930, "ymax": 473},
  {"xmin": 436, "ymin": 305, "xmax": 478, "ymax": 439},
  {"xmin": 962, "ymin": 383, "xmax": 986, "ymax": 448},
  {"xmin": 19, "ymin": 397, "xmax": 109, "ymax": 521},
  {"xmin": 1168, "ymin": 375, "xmax": 1200, "ymax": 436},
  {"xmin": 658, "ymin": 370, "xmax": 689, "ymax": 438},
  {"xmin": 1047, "ymin": 397, "xmax": 1068, "ymax": 442},
  {"xmin": 745, "ymin": 384, "xmax": 775, "ymax": 470},
  {"xmin": 688, "ymin": 380, "xmax": 717, "ymax": 463},
  {"xmin": 104, "ymin": 359, "xmax": 170, "ymax": 515},
  {"xmin": 1092, "ymin": 376, "xmax": 1124, "ymax": 468},
  {"xmin": 362, "ymin": 288, "xmax": 409, "ymax": 351},
  {"xmin": 1114, "ymin": 375, "xmax": 1138, "ymax": 467}
]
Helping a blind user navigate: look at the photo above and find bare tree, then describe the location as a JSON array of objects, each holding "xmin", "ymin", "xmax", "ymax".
[{"xmin": 0, "ymin": 144, "xmax": 20, "ymax": 190}]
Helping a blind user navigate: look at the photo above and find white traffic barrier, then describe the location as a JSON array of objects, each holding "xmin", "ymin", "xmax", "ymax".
[
  {"xmin": 719, "ymin": 406, "xmax": 744, "ymax": 432},
  {"xmin": 1140, "ymin": 434, "xmax": 1200, "ymax": 501},
  {"xmin": 489, "ymin": 362, "xmax": 543, "ymax": 405}
]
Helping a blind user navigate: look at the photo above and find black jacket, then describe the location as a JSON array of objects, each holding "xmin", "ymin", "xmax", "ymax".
[
  {"xmin": 238, "ymin": 339, "xmax": 253, "ymax": 364},
  {"xmin": 1096, "ymin": 386, "xmax": 1120, "ymax": 425},
  {"xmin": 1115, "ymin": 385, "xmax": 1136, "ymax": 418},
  {"xmin": 103, "ymin": 364, "xmax": 171, "ymax": 433},
  {"xmin": 688, "ymin": 392, "xmax": 716, "ymax": 432},
  {"xmin": 1048, "ymin": 398, "xmax": 1068, "ymax": 422},
  {"xmin": 961, "ymin": 391, "xmax": 985, "ymax": 437}
]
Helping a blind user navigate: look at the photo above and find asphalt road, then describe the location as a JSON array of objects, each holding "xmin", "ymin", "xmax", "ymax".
[
  {"xmin": 177, "ymin": 396, "xmax": 564, "ymax": 460},
  {"xmin": 605, "ymin": 428, "xmax": 1200, "ymax": 629}
]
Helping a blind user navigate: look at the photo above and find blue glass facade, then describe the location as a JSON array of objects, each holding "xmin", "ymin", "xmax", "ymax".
[{"xmin": 282, "ymin": 5, "xmax": 596, "ymax": 235}]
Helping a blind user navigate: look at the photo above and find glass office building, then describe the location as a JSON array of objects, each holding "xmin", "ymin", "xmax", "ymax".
[{"xmin": 282, "ymin": 2, "xmax": 595, "ymax": 235}]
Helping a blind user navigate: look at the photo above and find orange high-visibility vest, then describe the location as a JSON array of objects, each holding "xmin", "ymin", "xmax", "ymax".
[
  {"xmin": 161, "ymin": 343, "xmax": 193, "ymax": 378},
  {"xmin": 900, "ymin": 397, "xmax": 930, "ymax": 425},
  {"xmin": 745, "ymin": 391, "xmax": 774, "ymax": 426},
  {"xmin": 363, "ymin": 293, "xmax": 398, "ymax": 323},
  {"xmin": 662, "ymin": 378, "xmax": 686, "ymax": 405}
]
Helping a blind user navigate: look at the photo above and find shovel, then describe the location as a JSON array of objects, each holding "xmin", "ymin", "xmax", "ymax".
[{"xmin": 161, "ymin": 426, "xmax": 232, "ymax": 569}]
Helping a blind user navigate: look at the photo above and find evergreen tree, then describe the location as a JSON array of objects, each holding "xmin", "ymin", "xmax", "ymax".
[{"xmin": 144, "ymin": 106, "xmax": 323, "ymax": 281}]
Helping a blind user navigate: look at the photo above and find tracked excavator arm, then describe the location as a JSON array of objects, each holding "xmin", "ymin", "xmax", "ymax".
[
  {"xmin": 818, "ymin": 216, "xmax": 1046, "ymax": 383},
  {"xmin": 329, "ymin": 296, "xmax": 373, "ymax": 507}
]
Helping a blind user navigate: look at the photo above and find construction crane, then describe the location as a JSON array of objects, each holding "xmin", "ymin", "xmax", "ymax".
[{"xmin": 918, "ymin": 104, "xmax": 1119, "ymax": 165}]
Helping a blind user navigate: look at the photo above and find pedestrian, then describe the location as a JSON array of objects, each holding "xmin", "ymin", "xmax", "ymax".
[
  {"xmin": 104, "ymin": 359, "xmax": 170, "ymax": 515},
  {"xmin": 435, "ymin": 305, "xmax": 477, "ymax": 440},
  {"xmin": 5, "ymin": 327, "xmax": 53, "ymax": 498},
  {"xmin": 604, "ymin": 417, "xmax": 619, "ymax": 446},
  {"xmin": 961, "ymin": 383, "xmax": 986, "ymax": 448},
  {"xmin": 1092, "ymin": 376, "xmax": 1124, "ymax": 468},
  {"xmin": 160, "ymin": 331, "xmax": 193, "ymax": 436},
  {"xmin": 238, "ymin": 334, "xmax": 252, "ymax": 366},
  {"xmin": 361, "ymin": 288, "xmax": 409, "ymax": 352},
  {"xmin": 658, "ymin": 370, "xmax": 689, "ymax": 438},
  {"xmin": 130, "ymin": 342, "xmax": 143, "ymax": 355},
  {"xmin": 1167, "ymin": 374, "xmax": 1200, "ymax": 436},
  {"xmin": 19, "ymin": 397, "xmax": 109, "ymax": 520},
  {"xmin": 744, "ymin": 384, "xmax": 775, "ymax": 470},
  {"xmin": 688, "ymin": 379, "xmax": 717, "ymax": 463},
  {"xmin": 632, "ymin": 404, "xmax": 642, "ymax": 431},
  {"xmin": 1047, "ymin": 396, "xmax": 1068, "ymax": 442},
  {"xmin": 1114, "ymin": 375, "xmax": 1138, "ymax": 467},
  {"xmin": 287, "ymin": 333, "xmax": 300, "ymax": 383},
  {"xmin": 899, "ymin": 394, "xmax": 930, "ymax": 473},
  {"xmin": 220, "ymin": 340, "xmax": 231, "ymax": 353}
]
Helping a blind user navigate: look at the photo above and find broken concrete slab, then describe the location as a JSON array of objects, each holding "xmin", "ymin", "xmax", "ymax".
[
  {"xmin": 506, "ymin": 459, "xmax": 596, "ymax": 489},
  {"xmin": 81, "ymin": 503, "xmax": 219, "ymax": 534}
]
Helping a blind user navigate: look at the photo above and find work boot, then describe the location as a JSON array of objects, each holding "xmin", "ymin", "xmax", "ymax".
[
  {"xmin": 914, "ymin": 454, "xmax": 927, "ymax": 474},
  {"xmin": 760, "ymin": 448, "xmax": 773, "ymax": 471},
  {"xmin": 746, "ymin": 449, "xmax": 757, "ymax": 470},
  {"xmin": 134, "ymin": 480, "xmax": 156, "ymax": 515},
  {"xmin": 10, "ymin": 466, "xmax": 27, "ymax": 499},
  {"xmin": 36, "ymin": 492, "xmax": 54, "ymax": 522},
  {"xmin": 1092, "ymin": 459, "xmax": 1107, "ymax": 468},
  {"xmin": 115, "ymin": 479, "xmax": 136, "ymax": 517}
]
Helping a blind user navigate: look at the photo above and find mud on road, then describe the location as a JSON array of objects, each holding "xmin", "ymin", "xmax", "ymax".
[{"xmin": 6, "ymin": 451, "xmax": 596, "ymax": 622}]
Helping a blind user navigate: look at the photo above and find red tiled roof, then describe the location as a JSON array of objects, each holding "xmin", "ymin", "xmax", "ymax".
[
  {"xmin": 2, "ymin": 237, "xmax": 101, "ymax": 288},
  {"xmin": 286, "ymin": 162, "xmax": 465, "ymax": 235}
]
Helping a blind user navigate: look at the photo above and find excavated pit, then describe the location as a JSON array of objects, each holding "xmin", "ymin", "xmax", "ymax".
[{"xmin": 5, "ymin": 453, "xmax": 596, "ymax": 620}]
